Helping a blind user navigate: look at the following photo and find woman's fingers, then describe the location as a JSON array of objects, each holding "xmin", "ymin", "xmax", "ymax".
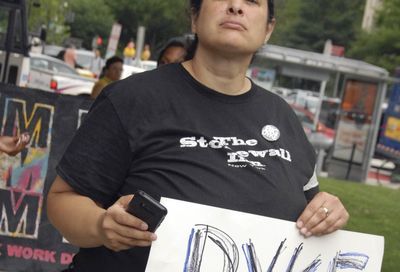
[
  {"xmin": 297, "ymin": 192, "xmax": 349, "ymax": 237},
  {"xmin": 99, "ymin": 195, "xmax": 157, "ymax": 252}
]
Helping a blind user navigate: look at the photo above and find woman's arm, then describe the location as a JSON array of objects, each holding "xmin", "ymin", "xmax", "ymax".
[{"xmin": 47, "ymin": 175, "xmax": 156, "ymax": 251}]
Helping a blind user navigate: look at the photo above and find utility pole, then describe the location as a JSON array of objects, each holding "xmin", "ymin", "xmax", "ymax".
[
  {"xmin": 362, "ymin": 0, "xmax": 383, "ymax": 31},
  {"xmin": 0, "ymin": 0, "xmax": 30, "ymax": 85}
]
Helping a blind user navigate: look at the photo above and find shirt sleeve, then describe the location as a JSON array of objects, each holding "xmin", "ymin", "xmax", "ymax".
[
  {"xmin": 303, "ymin": 166, "xmax": 320, "ymax": 202},
  {"xmin": 56, "ymin": 96, "xmax": 132, "ymax": 207}
]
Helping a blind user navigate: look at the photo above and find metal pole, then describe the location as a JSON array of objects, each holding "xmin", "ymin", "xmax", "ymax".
[
  {"xmin": 345, "ymin": 143, "xmax": 357, "ymax": 180},
  {"xmin": 2, "ymin": 9, "xmax": 16, "ymax": 83},
  {"xmin": 314, "ymin": 80, "xmax": 327, "ymax": 130},
  {"xmin": 361, "ymin": 81, "xmax": 388, "ymax": 182},
  {"xmin": 134, "ymin": 26, "xmax": 145, "ymax": 67},
  {"xmin": 20, "ymin": 0, "xmax": 29, "ymax": 56},
  {"xmin": 315, "ymin": 148, "xmax": 325, "ymax": 176},
  {"xmin": 333, "ymin": 72, "xmax": 340, "ymax": 97}
]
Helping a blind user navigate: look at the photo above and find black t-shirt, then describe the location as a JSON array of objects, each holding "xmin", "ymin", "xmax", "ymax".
[{"xmin": 56, "ymin": 63, "xmax": 319, "ymax": 271}]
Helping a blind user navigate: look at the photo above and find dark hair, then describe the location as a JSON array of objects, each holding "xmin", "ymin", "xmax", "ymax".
[
  {"xmin": 157, "ymin": 38, "xmax": 188, "ymax": 66},
  {"xmin": 187, "ymin": 0, "xmax": 275, "ymax": 59},
  {"xmin": 105, "ymin": 56, "xmax": 123, "ymax": 70}
]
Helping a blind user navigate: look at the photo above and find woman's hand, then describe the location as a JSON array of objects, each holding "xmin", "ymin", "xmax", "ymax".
[
  {"xmin": 296, "ymin": 192, "xmax": 349, "ymax": 237},
  {"xmin": 0, "ymin": 133, "xmax": 30, "ymax": 156},
  {"xmin": 98, "ymin": 194, "xmax": 157, "ymax": 252}
]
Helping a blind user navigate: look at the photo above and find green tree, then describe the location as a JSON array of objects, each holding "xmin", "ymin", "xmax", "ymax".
[
  {"xmin": 27, "ymin": 0, "xmax": 70, "ymax": 44},
  {"xmin": 270, "ymin": 0, "xmax": 301, "ymax": 45},
  {"xmin": 68, "ymin": 0, "xmax": 114, "ymax": 50},
  {"xmin": 349, "ymin": 0, "xmax": 400, "ymax": 74},
  {"xmin": 271, "ymin": 0, "xmax": 365, "ymax": 53},
  {"xmin": 106, "ymin": 0, "xmax": 189, "ymax": 57}
]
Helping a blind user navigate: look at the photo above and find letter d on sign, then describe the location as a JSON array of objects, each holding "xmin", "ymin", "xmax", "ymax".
[{"xmin": 60, "ymin": 252, "xmax": 74, "ymax": 265}]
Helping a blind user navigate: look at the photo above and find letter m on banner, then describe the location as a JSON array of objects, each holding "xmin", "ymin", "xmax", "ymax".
[
  {"xmin": 1, "ymin": 98, "xmax": 53, "ymax": 151},
  {"xmin": 0, "ymin": 97, "xmax": 54, "ymax": 239},
  {"xmin": 0, "ymin": 189, "xmax": 42, "ymax": 238}
]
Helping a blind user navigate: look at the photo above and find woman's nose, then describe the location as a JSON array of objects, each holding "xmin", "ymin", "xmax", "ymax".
[{"xmin": 227, "ymin": 0, "xmax": 244, "ymax": 15}]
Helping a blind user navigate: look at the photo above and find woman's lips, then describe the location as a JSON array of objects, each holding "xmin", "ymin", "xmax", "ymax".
[{"xmin": 220, "ymin": 21, "xmax": 246, "ymax": 31}]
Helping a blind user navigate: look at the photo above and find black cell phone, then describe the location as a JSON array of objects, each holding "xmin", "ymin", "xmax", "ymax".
[{"xmin": 126, "ymin": 190, "xmax": 168, "ymax": 232}]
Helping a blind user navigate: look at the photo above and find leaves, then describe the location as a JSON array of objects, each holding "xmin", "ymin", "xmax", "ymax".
[
  {"xmin": 271, "ymin": 0, "xmax": 365, "ymax": 53},
  {"xmin": 30, "ymin": 0, "xmax": 190, "ymax": 56},
  {"xmin": 106, "ymin": 0, "xmax": 190, "ymax": 54},
  {"xmin": 28, "ymin": 0, "xmax": 71, "ymax": 44},
  {"xmin": 33, "ymin": 0, "xmax": 399, "ymax": 73},
  {"xmin": 67, "ymin": 0, "xmax": 114, "ymax": 49}
]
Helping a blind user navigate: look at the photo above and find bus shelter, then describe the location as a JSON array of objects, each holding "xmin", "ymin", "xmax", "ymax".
[{"xmin": 249, "ymin": 44, "xmax": 389, "ymax": 182}]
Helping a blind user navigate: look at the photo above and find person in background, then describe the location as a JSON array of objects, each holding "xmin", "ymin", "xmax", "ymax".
[
  {"xmin": 91, "ymin": 56, "xmax": 123, "ymax": 99},
  {"xmin": 157, "ymin": 37, "xmax": 189, "ymax": 67},
  {"xmin": 0, "ymin": 133, "xmax": 30, "ymax": 156},
  {"xmin": 48, "ymin": 0, "xmax": 349, "ymax": 271},
  {"xmin": 123, "ymin": 40, "xmax": 136, "ymax": 65},
  {"xmin": 141, "ymin": 44, "xmax": 151, "ymax": 61},
  {"xmin": 90, "ymin": 49, "xmax": 104, "ymax": 78},
  {"xmin": 63, "ymin": 45, "xmax": 77, "ymax": 68}
]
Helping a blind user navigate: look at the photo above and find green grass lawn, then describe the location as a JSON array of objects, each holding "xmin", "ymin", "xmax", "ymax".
[{"xmin": 319, "ymin": 177, "xmax": 400, "ymax": 272}]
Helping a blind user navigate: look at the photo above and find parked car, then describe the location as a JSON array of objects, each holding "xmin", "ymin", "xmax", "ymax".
[
  {"xmin": 42, "ymin": 45, "xmax": 97, "ymax": 78},
  {"xmin": 121, "ymin": 64, "xmax": 146, "ymax": 79},
  {"xmin": 75, "ymin": 49, "xmax": 104, "ymax": 78},
  {"xmin": 271, "ymin": 87, "xmax": 297, "ymax": 103},
  {"xmin": 42, "ymin": 44, "xmax": 64, "ymax": 57},
  {"xmin": 28, "ymin": 53, "xmax": 95, "ymax": 96},
  {"xmin": 137, "ymin": 60, "xmax": 157, "ymax": 71},
  {"xmin": 120, "ymin": 60, "xmax": 158, "ymax": 79},
  {"xmin": 291, "ymin": 104, "xmax": 335, "ymax": 156},
  {"xmin": 290, "ymin": 103, "xmax": 335, "ymax": 140},
  {"xmin": 75, "ymin": 49, "xmax": 96, "ymax": 70}
]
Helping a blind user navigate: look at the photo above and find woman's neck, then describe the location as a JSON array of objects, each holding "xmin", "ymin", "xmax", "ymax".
[{"xmin": 182, "ymin": 46, "xmax": 253, "ymax": 96}]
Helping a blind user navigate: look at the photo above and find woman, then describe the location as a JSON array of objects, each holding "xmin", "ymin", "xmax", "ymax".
[{"xmin": 47, "ymin": 1, "xmax": 349, "ymax": 271}]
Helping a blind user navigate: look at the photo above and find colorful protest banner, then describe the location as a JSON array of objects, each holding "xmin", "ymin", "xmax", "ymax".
[{"xmin": 0, "ymin": 84, "xmax": 91, "ymax": 271}]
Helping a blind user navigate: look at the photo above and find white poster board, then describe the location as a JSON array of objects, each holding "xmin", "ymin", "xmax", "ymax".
[{"xmin": 145, "ymin": 198, "xmax": 384, "ymax": 272}]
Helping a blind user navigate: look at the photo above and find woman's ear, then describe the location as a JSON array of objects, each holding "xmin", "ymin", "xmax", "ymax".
[
  {"xmin": 264, "ymin": 19, "xmax": 276, "ymax": 44},
  {"xmin": 191, "ymin": 8, "xmax": 198, "ymax": 34},
  {"xmin": 191, "ymin": 19, "xmax": 197, "ymax": 34}
]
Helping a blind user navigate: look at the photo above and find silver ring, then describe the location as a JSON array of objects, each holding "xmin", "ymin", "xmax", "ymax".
[{"xmin": 322, "ymin": 206, "xmax": 329, "ymax": 218}]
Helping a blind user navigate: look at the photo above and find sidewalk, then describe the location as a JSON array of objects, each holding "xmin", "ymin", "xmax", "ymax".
[
  {"xmin": 320, "ymin": 170, "xmax": 400, "ymax": 189},
  {"xmin": 366, "ymin": 170, "xmax": 400, "ymax": 189}
]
